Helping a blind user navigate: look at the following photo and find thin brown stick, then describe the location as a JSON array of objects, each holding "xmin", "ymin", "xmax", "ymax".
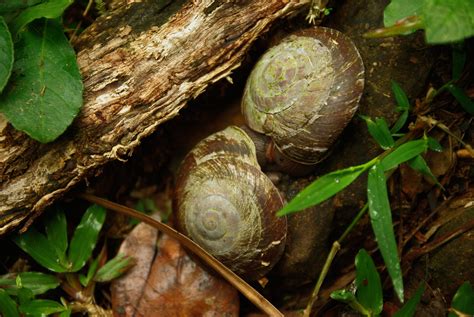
[{"xmin": 79, "ymin": 192, "xmax": 283, "ymax": 317}]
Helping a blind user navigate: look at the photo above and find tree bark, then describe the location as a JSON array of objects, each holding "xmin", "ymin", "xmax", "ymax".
[{"xmin": 0, "ymin": 0, "xmax": 309, "ymax": 234}]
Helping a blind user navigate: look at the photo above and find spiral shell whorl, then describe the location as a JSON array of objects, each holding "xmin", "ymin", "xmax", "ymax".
[
  {"xmin": 242, "ymin": 27, "xmax": 365, "ymax": 165},
  {"xmin": 174, "ymin": 126, "xmax": 287, "ymax": 279}
]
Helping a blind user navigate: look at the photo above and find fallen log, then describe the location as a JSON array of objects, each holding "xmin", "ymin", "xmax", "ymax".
[{"xmin": 0, "ymin": 0, "xmax": 310, "ymax": 234}]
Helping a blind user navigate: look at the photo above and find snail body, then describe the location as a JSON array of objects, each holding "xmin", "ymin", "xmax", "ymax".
[
  {"xmin": 242, "ymin": 27, "xmax": 364, "ymax": 172},
  {"xmin": 173, "ymin": 126, "xmax": 287, "ymax": 280}
]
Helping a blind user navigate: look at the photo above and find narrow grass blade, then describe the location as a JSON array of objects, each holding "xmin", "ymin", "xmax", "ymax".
[
  {"xmin": 391, "ymin": 80, "xmax": 410, "ymax": 111},
  {"xmin": 391, "ymin": 110, "xmax": 409, "ymax": 134},
  {"xmin": 381, "ymin": 139, "xmax": 427, "ymax": 171},
  {"xmin": 394, "ymin": 284, "xmax": 424, "ymax": 317},
  {"xmin": 367, "ymin": 162, "xmax": 404, "ymax": 302},
  {"xmin": 278, "ymin": 163, "xmax": 370, "ymax": 216},
  {"xmin": 355, "ymin": 249, "xmax": 383, "ymax": 315},
  {"xmin": 0, "ymin": 289, "xmax": 19, "ymax": 317},
  {"xmin": 12, "ymin": 228, "xmax": 68, "ymax": 272},
  {"xmin": 446, "ymin": 84, "xmax": 474, "ymax": 115},
  {"xmin": 407, "ymin": 155, "xmax": 442, "ymax": 187},
  {"xmin": 361, "ymin": 115, "xmax": 395, "ymax": 149},
  {"xmin": 449, "ymin": 282, "xmax": 474, "ymax": 316},
  {"xmin": 68, "ymin": 204, "xmax": 106, "ymax": 272}
]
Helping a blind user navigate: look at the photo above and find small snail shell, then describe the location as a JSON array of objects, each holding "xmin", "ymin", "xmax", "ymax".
[
  {"xmin": 173, "ymin": 126, "xmax": 287, "ymax": 280},
  {"xmin": 242, "ymin": 27, "xmax": 364, "ymax": 169}
]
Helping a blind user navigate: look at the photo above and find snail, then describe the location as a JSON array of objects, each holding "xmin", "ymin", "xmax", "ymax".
[
  {"xmin": 173, "ymin": 126, "xmax": 287, "ymax": 280},
  {"xmin": 242, "ymin": 27, "xmax": 364, "ymax": 175},
  {"xmin": 174, "ymin": 27, "xmax": 364, "ymax": 279}
]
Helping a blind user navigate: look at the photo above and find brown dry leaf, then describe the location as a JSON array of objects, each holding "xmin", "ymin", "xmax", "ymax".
[{"xmin": 111, "ymin": 222, "xmax": 239, "ymax": 316}]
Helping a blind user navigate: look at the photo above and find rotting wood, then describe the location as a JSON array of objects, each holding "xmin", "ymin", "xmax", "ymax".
[{"xmin": 0, "ymin": 0, "xmax": 310, "ymax": 234}]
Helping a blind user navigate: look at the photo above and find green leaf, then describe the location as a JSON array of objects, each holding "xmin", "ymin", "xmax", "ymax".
[
  {"xmin": 361, "ymin": 115, "xmax": 395, "ymax": 150},
  {"xmin": 44, "ymin": 207, "xmax": 68, "ymax": 265},
  {"xmin": 423, "ymin": 0, "xmax": 474, "ymax": 44},
  {"xmin": 449, "ymin": 282, "xmax": 474, "ymax": 316},
  {"xmin": 94, "ymin": 254, "xmax": 135, "ymax": 283},
  {"xmin": 0, "ymin": 289, "xmax": 19, "ymax": 317},
  {"xmin": 0, "ymin": 272, "xmax": 59, "ymax": 296},
  {"xmin": 391, "ymin": 110, "xmax": 409, "ymax": 134},
  {"xmin": 0, "ymin": 18, "xmax": 83, "ymax": 143},
  {"xmin": 10, "ymin": 0, "xmax": 73, "ymax": 36},
  {"xmin": 0, "ymin": 16, "xmax": 14, "ymax": 92},
  {"xmin": 407, "ymin": 155, "xmax": 442, "ymax": 187},
  {"xmin": 59, "ymin": 308, "xmax": 72, "ymax": 317},
  {"xmin": 446, "ymin": 84, "xmax": 474, "ymax": 115},
  {"xmin": 12, "ymin": 227, "xmax": 68, "ymax": 272},
  {"xmin": 391, "ymin": 80, "xmax": 410, "ymax": 111},
  {"xmin": 355, "ymin": 249, "xmax": 383, "ymax": 315},
  {"xmin": 278, "ymin": 163, "xmax": 371, "ymax": 216},
  {"xmin": 16, "ymin": 286, "xmax": 33, "ymax": 307},
  {"xmin": 367, "ymin": 162, "xmax": 404, "ymax": 302},
  {"xmin": 19, "ymin": 299, "xmax": 66, "ymax": 315},
  {"xmin": 330, "ymin": 290, "xmax": 370, "ymax": 316},
  {"xmin": 394, "ymin": 284, "xmax": 424, "ymax": 317},
  {"xmin": 0, "ymin": 0, "xmax": 43, "ymax": 14},
  {"xmin": 68, "ymin": 204, "xmax": 106, "ymax": 272},
  {"xmin": 427, "ymin": 137, "xmax": 443, "ymax": 152},
  {"xmin": 381, "ymin": 139, "xmax": 428, "ymax": 171},
  {"xmin": 452, "ymin": 43, "xmax": 466, "ymax": 81},
  {"xmin": 79, "ymin": 257, "xmax": 99, "ymax": 287},
  {"xmin": 384, "ymin": 0, "xmax": 425, "ymax": 27}
]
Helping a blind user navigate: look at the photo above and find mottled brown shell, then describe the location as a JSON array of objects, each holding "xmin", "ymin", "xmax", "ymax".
[
  {"xmin": 173, "ymin": 126, "xmax": 287, "ymax": 280},
  {"xmin": 242, "ymin": 27, "xmax": 365, "ymax": 165}
]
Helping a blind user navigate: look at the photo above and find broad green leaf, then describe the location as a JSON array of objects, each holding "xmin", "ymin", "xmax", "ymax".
[
  {"xmin": 44, "ymin": 207, "xmax": 68, "ymax": 265},
  {"xmin": 10, "ymin": 0, "xmax": 73, "ymax": 36},
  {"xmin": 0, "ymin": 272, "xmax": 59, "ymax": 296},
  {"xmin": 391, "ymin": 80, "xmax": 410, "ymax": 111},
  {"xmin": 423, "ymin": 0, "xmax": 474, "ymax": 44},
  {"xmin": 381, "ymin": 139, "xmax": 428, "ymax": 171},
  {"xmin": 16, "ymin": 286, "xmax": 33, "ymax": 307},
  {"xmin": 407, "ymin": 155, "xmax": 442, "ymax": 187},
  {"xmin": 355, "ymin": 249, "xmax": 383, "ymax": 315},
  {"xmin": 0, "ymin": 19, "xmax": 83, "ymax": 143},
  {"xmin": 0, "ymin": 16, "xmax": 13, "ymax": 92},
  {"xmin": 452, "ymin": 43, "xmax": 466, "ymax": 81},
  {"xmin": 391, "ymin": 110, "xmax": 409, "ymax": 134},
  {"xmin": 394, "ymin": 284, "xmax": 424, "ymax": 317},
  {"xmin": 68, "ymin": 204, "xmax": 106, "ymax": 272},
  {"xmin": 12, "ymin": 227, "xmax": 68, "ymax": 272},
  {"xmin": 0, "ymin": 0, "xmax": 43, "ymax": 13},
  {"xmin": 278, "ymin": 163, "xmax": 370, "ymax": 216},
  {"xmin": 446, "ymin": 84, "xmax": 474, "ymax": 115},
  {"xmin": 384, "ymin": 0, "xmax": 425, "ymax": 27},
  {"xmin": 367, "ymin": 162, "xmax": 404, "ymax": 302},
  {"xmin": 449, "ymin": 282, "xmax": 474, "ymax": 317},
  {"xmin": 19, "ymin": 299, "xmax": 66, "ymax": 315},
  {"xmin": 0, "ymin": 289, "xmax": 19, "ymax": 317},
  {"xmin": 427, "ymin": 137, "xmax": 443, "ymax": 152},
  {"xmin": 361, "ymin": 115, "xmax": 395, "ymax": 150},
  {"xmin": 94, "ymin": 254, "xmax": 135, "ymax": 282}
]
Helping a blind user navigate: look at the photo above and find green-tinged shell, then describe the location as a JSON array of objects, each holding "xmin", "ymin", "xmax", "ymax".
[
  {"xmin": 173, "ymin": 126, "xmax": 287, "ymax": 280},
  {"xmin": 242, "ymin": 27, "xmax": 365, "ymax": 165}
]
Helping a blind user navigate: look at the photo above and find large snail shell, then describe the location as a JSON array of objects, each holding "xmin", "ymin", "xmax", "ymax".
[
  {"xmin": 173, "ymin": 126, "xmax": 287, "ymax": 280},
  {"xmin": 242, "ymin": 27, "xmax": 365, "ymax": 165}
]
